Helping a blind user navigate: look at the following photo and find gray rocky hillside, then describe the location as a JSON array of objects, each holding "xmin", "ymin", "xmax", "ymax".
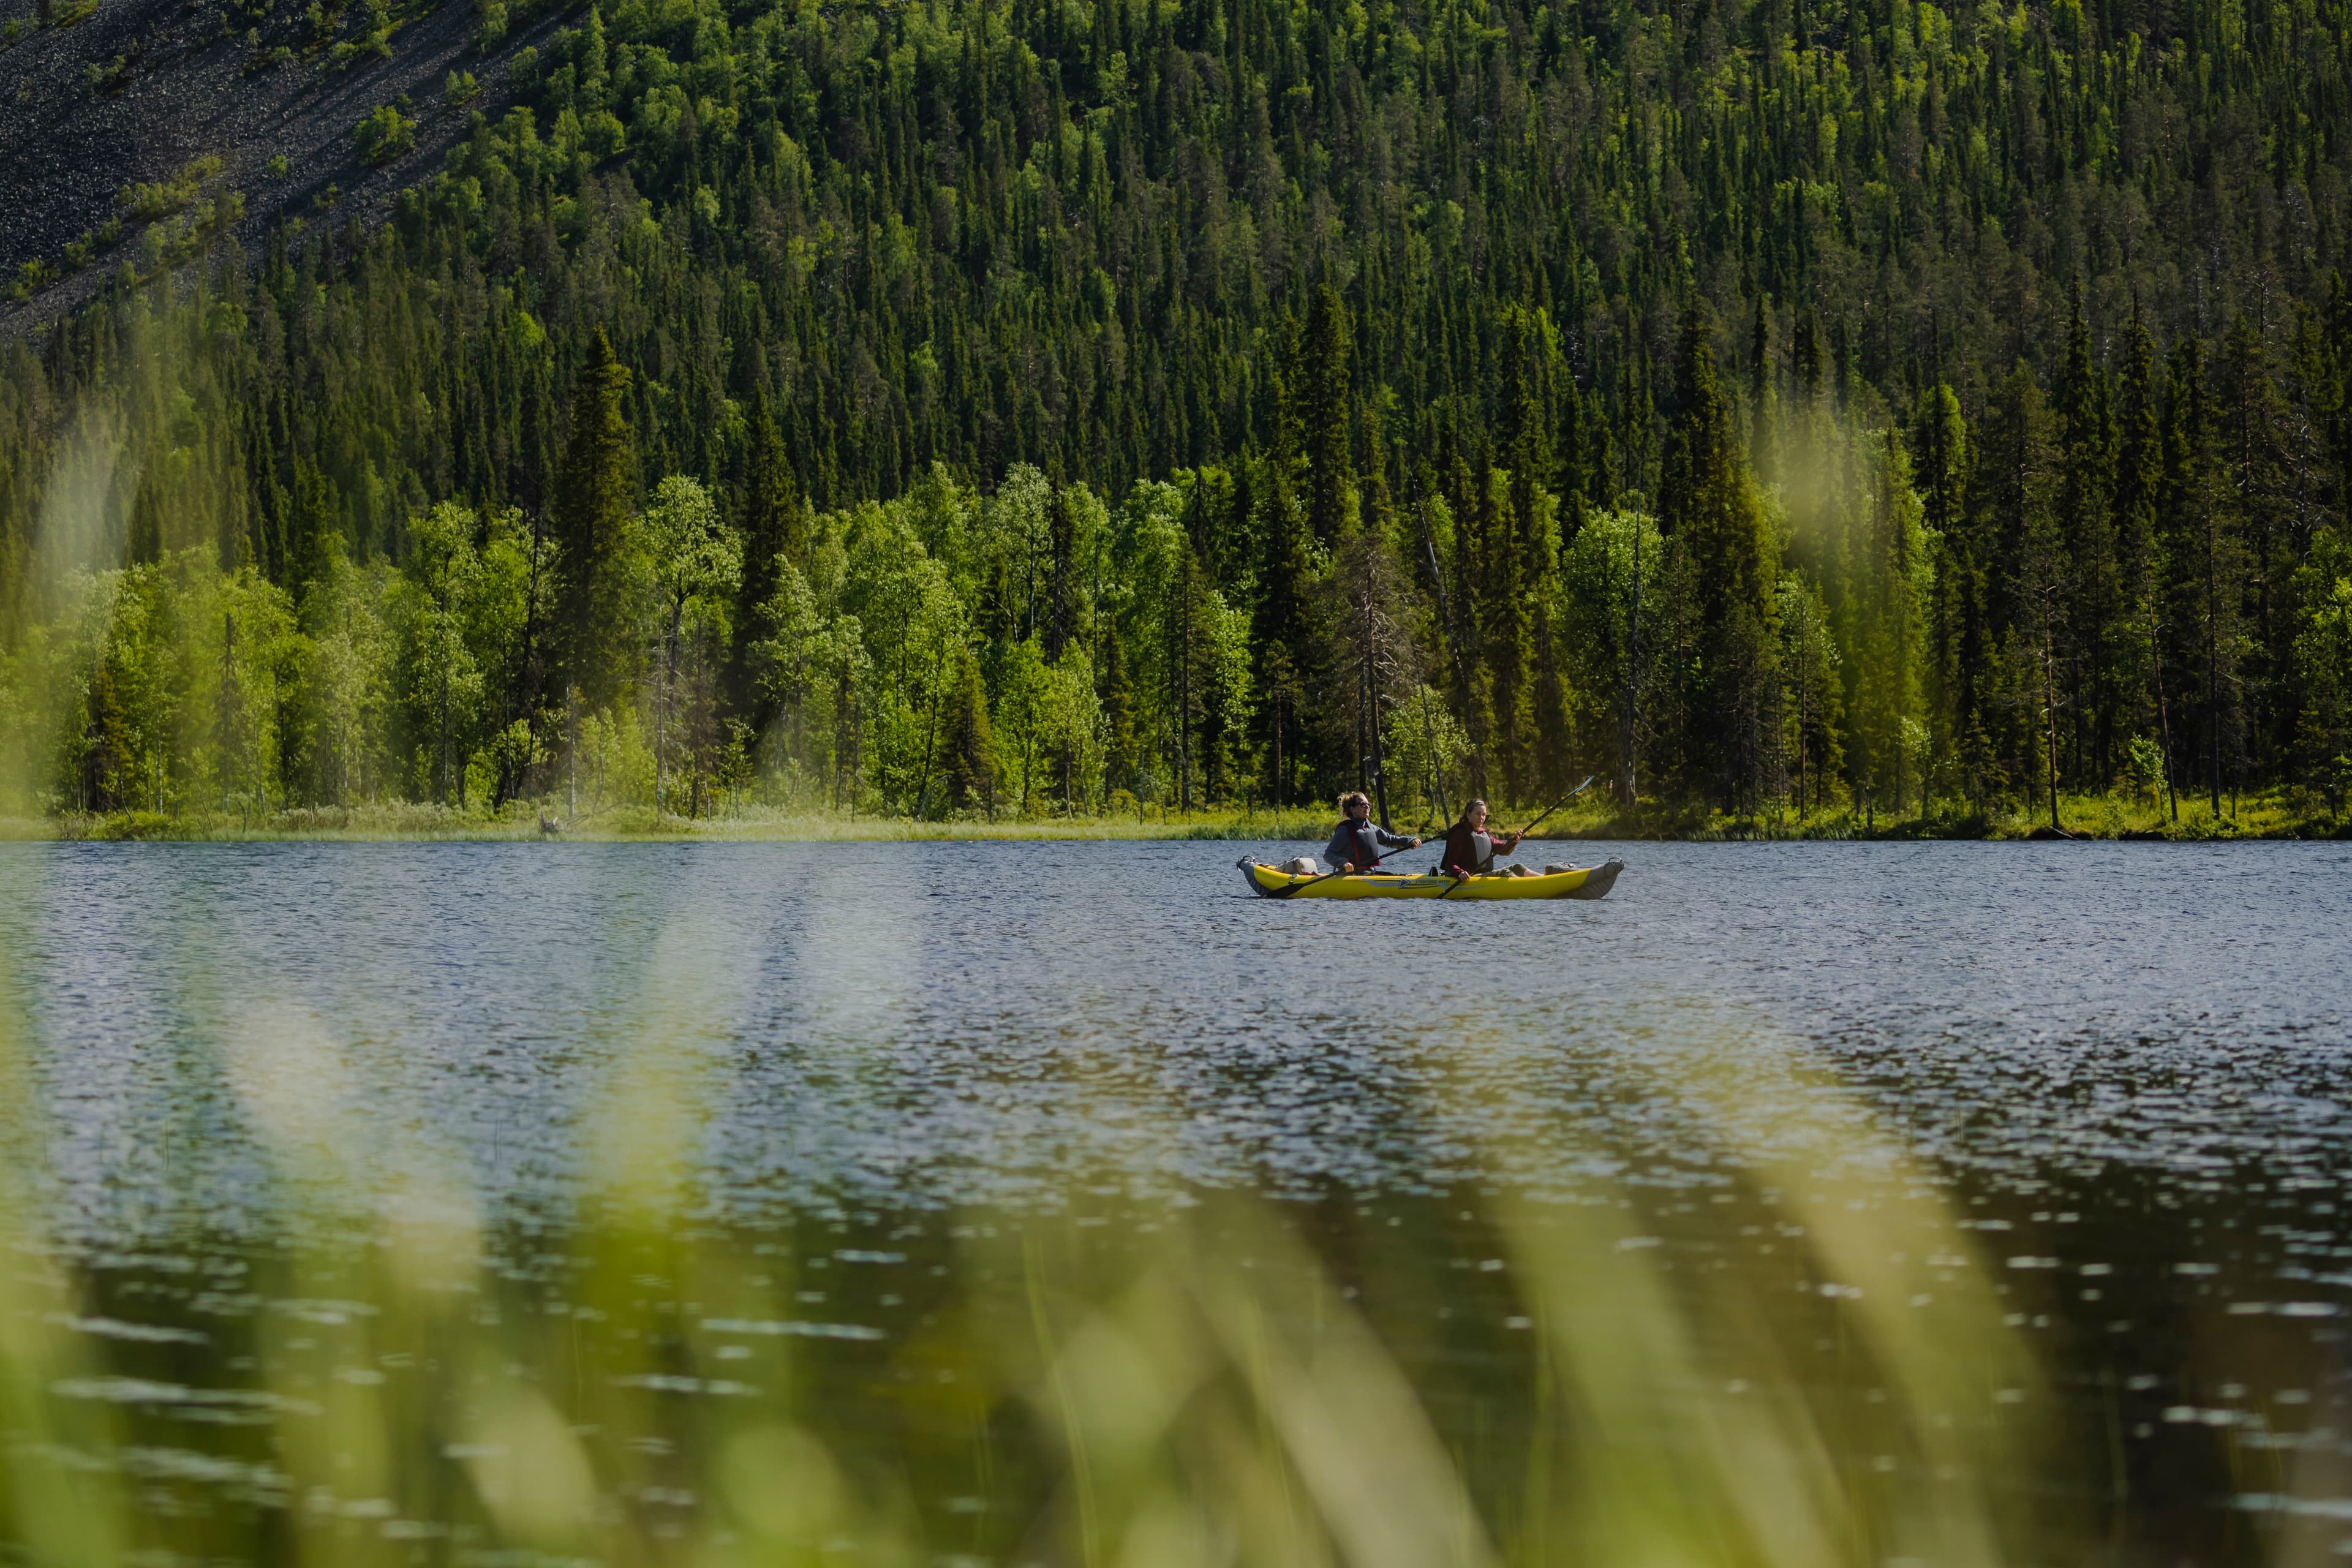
[{"xmin": 0, "ymin": 0, "xmax": 550, "ymax": 332}]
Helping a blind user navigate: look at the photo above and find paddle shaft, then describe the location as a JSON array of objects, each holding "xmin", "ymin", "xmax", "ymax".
[
  {"xmin": 1434, "ymin": 777, "xmax": 1594, "ymax": 897},
  {"xmin": 1283, "ymin": 778, "xmax": 1591, "ymax": 897},
  {"xmin": 1509, "ymin": 776, "xmax": 1596, "ymax": 843},
  {"xmin": 1280, "ymin": 824, "xmax": 1430, "ymax": 892}
]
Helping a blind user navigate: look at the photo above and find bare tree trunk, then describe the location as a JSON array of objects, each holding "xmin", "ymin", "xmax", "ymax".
[
  {"xmin": 2041, "ymin": 616, "xmax": 2064, "ymax": 832},
  {"xmin": 2206, "ymin": 515, "xmax": 2223, "ymax": 818},
  {"xmin": 497, "ymin": 509, "xmax": 546, "ymax": 810},
  {"xmin": 2152, "ymin": 620, "xmax": 2178, "ymax": 824},
  {"xmin": 912, "ymin": 639, "xmax": 948, "ymax": 820},
  {"xmin": 1418, "ymin": 499, "xmax": 1485, "ymax": 796},
  {"xmin": 1623, "ymin": 519, "xmax": 1642, "ymax": 806},
  {"xmin": 222, "ymin": 611, "xmax": 237, "ymax": 818},
  {"xmin": 1177, "ymin": 570, "xmax": 1191, "ymax": 815}
]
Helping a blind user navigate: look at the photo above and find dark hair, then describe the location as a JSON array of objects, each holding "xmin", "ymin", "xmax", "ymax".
[
  {"xmin": 1338, "ymin": 790, "xmax": 1370, "ymax": 812},
  {"xmin": 1466, "ymin": 797, "xmax": 1490, "ymax": 816}
]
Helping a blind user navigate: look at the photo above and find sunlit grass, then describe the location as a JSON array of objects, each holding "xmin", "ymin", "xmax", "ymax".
[
  {"xmin": 12, "ymin": 782, "xmax": 2339, "ymax": 843},
  {"xmin": 9, "ymin": 805, "xmax": 1321, "ymax": 843},
  {"xmin": 1525, "ymin": 785, "xmax": 2345, "ymax": 842}
]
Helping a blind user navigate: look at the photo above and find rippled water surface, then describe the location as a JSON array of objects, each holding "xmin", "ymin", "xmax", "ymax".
[{"xmin": 3, "ymin": 837, "xmax": 2350, "ymax": 1563}]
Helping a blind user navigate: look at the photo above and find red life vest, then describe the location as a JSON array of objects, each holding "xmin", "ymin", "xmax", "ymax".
[{"xmin": 1442, "ymin": 823, "xmax": 1494, "ymax": 873}]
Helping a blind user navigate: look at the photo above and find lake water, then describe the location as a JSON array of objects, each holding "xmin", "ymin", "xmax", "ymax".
[{"xmin": 2, "ymin": 839, "xmax": 2349, "ymax": 1564}]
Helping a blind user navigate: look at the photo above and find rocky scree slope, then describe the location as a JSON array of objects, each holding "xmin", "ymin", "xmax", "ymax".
[{"xmin": 0, "ymin": 0, "xmax": 551, "ymax": 334}]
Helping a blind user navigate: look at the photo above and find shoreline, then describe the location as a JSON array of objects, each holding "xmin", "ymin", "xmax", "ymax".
[{"xmin": 4, "ymin": 798, "xmax": 2343, "ymax": 844}]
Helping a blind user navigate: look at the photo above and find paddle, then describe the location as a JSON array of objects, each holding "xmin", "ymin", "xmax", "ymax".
[
  {"xmin": 1435, "ymin": 777, "xmax": 1596, "ymax": 898},
  {"xmin": 1266, "ymin": 821, "xmax": 1438, "ymax": 897},
  {"xmin": 1512, "ymin": 776, "xmax": 1597, "ymax": 842}
]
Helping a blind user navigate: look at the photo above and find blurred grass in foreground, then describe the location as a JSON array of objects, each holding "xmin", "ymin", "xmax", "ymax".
[{"xmin": 0, "ymin": 933, "xmax": 2112, "ymax": 1568}]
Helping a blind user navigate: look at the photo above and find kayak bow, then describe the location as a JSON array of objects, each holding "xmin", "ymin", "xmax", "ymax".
[{"xmin": 1238, "ymin": 857, "xmax": 1624, "ymax": 900}]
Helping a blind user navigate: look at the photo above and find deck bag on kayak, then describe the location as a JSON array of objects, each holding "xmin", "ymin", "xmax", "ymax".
[{"xmin": 1281, "ymin": 856, "xmax": 1319, "ymax": 876}]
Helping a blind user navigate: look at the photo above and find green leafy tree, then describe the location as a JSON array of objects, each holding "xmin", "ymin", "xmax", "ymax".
[
  {"xmin": 639, "ymin": 475, "xmax": 741, "ymax": 815},
  {"xmin": 353, "ymin": 104, "xmax": 415, "ymax": 165},
  {"xmin": 395, "ymin": 500, "xmax": 489, "ymax": 807}
]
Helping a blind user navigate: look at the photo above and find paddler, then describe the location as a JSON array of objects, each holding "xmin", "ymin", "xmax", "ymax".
[
  {"xmin": 1324, "ymin": 790, "xmax": 1420, "ymax": 874},
  {"xmin": 1439, "ymin": 798, "xmax": 1534, "ymax": 880}
]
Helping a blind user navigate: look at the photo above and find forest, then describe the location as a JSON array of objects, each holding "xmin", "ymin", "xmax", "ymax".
[{"xmin": 1, "ymin": 0, "xmax": 2348, "ymax": 830}]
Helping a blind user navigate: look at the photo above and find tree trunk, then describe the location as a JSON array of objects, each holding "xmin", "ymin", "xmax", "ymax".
[{"xmin": 2042, "ymin": 620, "xmax": 2063, "ymax": 832}]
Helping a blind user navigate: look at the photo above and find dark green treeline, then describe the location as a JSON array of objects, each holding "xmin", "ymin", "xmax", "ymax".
[{"xmin": 1, "ymin": 0, "xmax": 2350, "ymax": 821}]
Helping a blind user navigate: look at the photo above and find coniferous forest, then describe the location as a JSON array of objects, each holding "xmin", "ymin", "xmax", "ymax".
[{"xmin": 2, "ymin": 0, "xmax": 2351, "ymax": 831}]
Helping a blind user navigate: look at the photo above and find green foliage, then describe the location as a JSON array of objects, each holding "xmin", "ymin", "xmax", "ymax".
[
  {"xmin": 352, "ymin": 104, "xmax": 414, "ymax": 166},
  {"xmin": 551, "ymin": 328, "xmax": 639, "ymax": 712},
  {"xmin": 119, "ymin": 155, "xmax": 222, "ymax": 220},
  {"xmin": 4, "ymin": 0, "xmax": 2352, "ymax": 825},
  {"xmin": 2295, "ymin": 527, "xmax": 2352, "ymax": 815},
  {"xmin": 1659, "ymin": 305, "xmax": 1782, "ymax": 813}
]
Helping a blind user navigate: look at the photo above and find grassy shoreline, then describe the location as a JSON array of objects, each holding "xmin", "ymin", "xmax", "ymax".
[{"xmin": 4, "ymin": 790, "xmax": 2342, "ymax": 843}]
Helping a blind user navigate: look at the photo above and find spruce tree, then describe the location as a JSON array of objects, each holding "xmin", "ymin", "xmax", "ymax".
[
  {"xmin": 942, "ymin": 647, "xmax": 995, "ymax": 815},
  {"xmin": 731, "ymin": 384, "xmax": 802, "ymax": 723},
  {"xmin": 551, "ymin": 328, "xmax": 638, "ymax": 713},
  {"xmin": 2052, "ymin": 284, "xmax": 2117, "ymax": 785},
  {"xmin": 2220, "ymin": 311, "xmax": 2293, "ymax": 774},
  {"xmin": 1915, "ymin": 383, "xmax": 1998, "ymax": 807},
  {"xmin": 1660, "ymin": 302, "xmax": 1781, "ymax": 812},
  {"xmin": 1301, "ymin": 287, "xmax": 1355, "ymax": 546},
  {"xmin": 1251, "ymin": 317, "xmax": 1314, "ymax": 799},
  {"xmin": 2161, "ymin": 337, "xmax": 2243, "ymax": 817},
  {"xmin": 1500, "ymin": 307, "xmax": 1567, "ymax": 794},
  {"xmin": 2114, "ymin": 299, "xmax": 2165, "ymax": 777}
]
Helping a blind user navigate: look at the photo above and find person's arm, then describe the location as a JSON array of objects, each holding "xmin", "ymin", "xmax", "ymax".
[
  {"xmin": 1323, "ymin": 827, "xmax": 1355, "ymax": 872},
  {"xmin": 1373, "ymin": 824, "xmax": 1419, "ymax": 851}
]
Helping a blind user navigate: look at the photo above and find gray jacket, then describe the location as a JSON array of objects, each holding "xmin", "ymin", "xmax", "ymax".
[{"xmin": 1324, "ymin": 817, "xmax": 1415, "ymax": 872}]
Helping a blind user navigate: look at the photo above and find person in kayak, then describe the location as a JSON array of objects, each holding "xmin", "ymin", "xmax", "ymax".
[
  {"xmin": 1324, "ymin": 791, "xmax": 1420, "ymax": 873},
  {"xmin": 1440, "ymin": 799, "xmax": 1534, "ymax": 879}
]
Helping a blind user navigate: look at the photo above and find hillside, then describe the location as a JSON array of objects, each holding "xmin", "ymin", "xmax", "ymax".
[
  {"xmin": 0, "ymin": 0, "xmax": 2346, "ymax": 831},
  {"xmin": 0, "ymin": 0, "xmax": 548, "ymax": 329}
]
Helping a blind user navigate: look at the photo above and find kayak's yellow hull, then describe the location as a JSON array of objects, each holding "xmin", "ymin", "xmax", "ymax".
[{"xmin": 1240, "ymin": 857, "xmax": 1623, "ymax": 900}]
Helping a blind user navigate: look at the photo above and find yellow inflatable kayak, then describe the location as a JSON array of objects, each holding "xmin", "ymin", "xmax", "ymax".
[{"xmin": 1239, "ymin": 856, "xmax": 1624, "ymax": 900}]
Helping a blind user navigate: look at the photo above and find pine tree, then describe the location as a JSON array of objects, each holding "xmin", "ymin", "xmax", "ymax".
[
  {"xmin": 551, "ymin": 328, "xmax": 638, "ymax": 713},
  {"xmin": 1301, "ymin": 286, "xmax": 1354, "ymax": 546},
  {"xmin": 2161, "ymin": 337, "xmax": 2244, "ymax": 818},
  {"xmin": 941, "ymin": 646, "xmax": 995, "ymax": 816},
  {"xmin": 1251, "ymin": 316, "xmax": 1314, "ymax": 799},
  {"xmin": 732, "ymin": 384, "xmax": 803, "ymax": 722},
  {"xmin": 2220, "ymin": 310, "xmax": 2293, "ymax": 776},
  {"xmin": 1915, "ymin": 383, "xmax": 1998, "ymax": 808},
  {"xmin": 1660, "ymin": 302, "xmax": 1781, "ymax": 812},
  {"xmin": 2052, "ymin": 283, "xmax": 2117, "ymax": 785},
  {"xmin": 1972, "ymin": 362, "xmax": 2054, "ymax": 791},
  {"xmin": 1500, "ymin": 306, "xmax": 1570, "ymax": 795},
  {"xmin": 2114, "ymin": 299, "xmax": 2165, "ymax": 786}
]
